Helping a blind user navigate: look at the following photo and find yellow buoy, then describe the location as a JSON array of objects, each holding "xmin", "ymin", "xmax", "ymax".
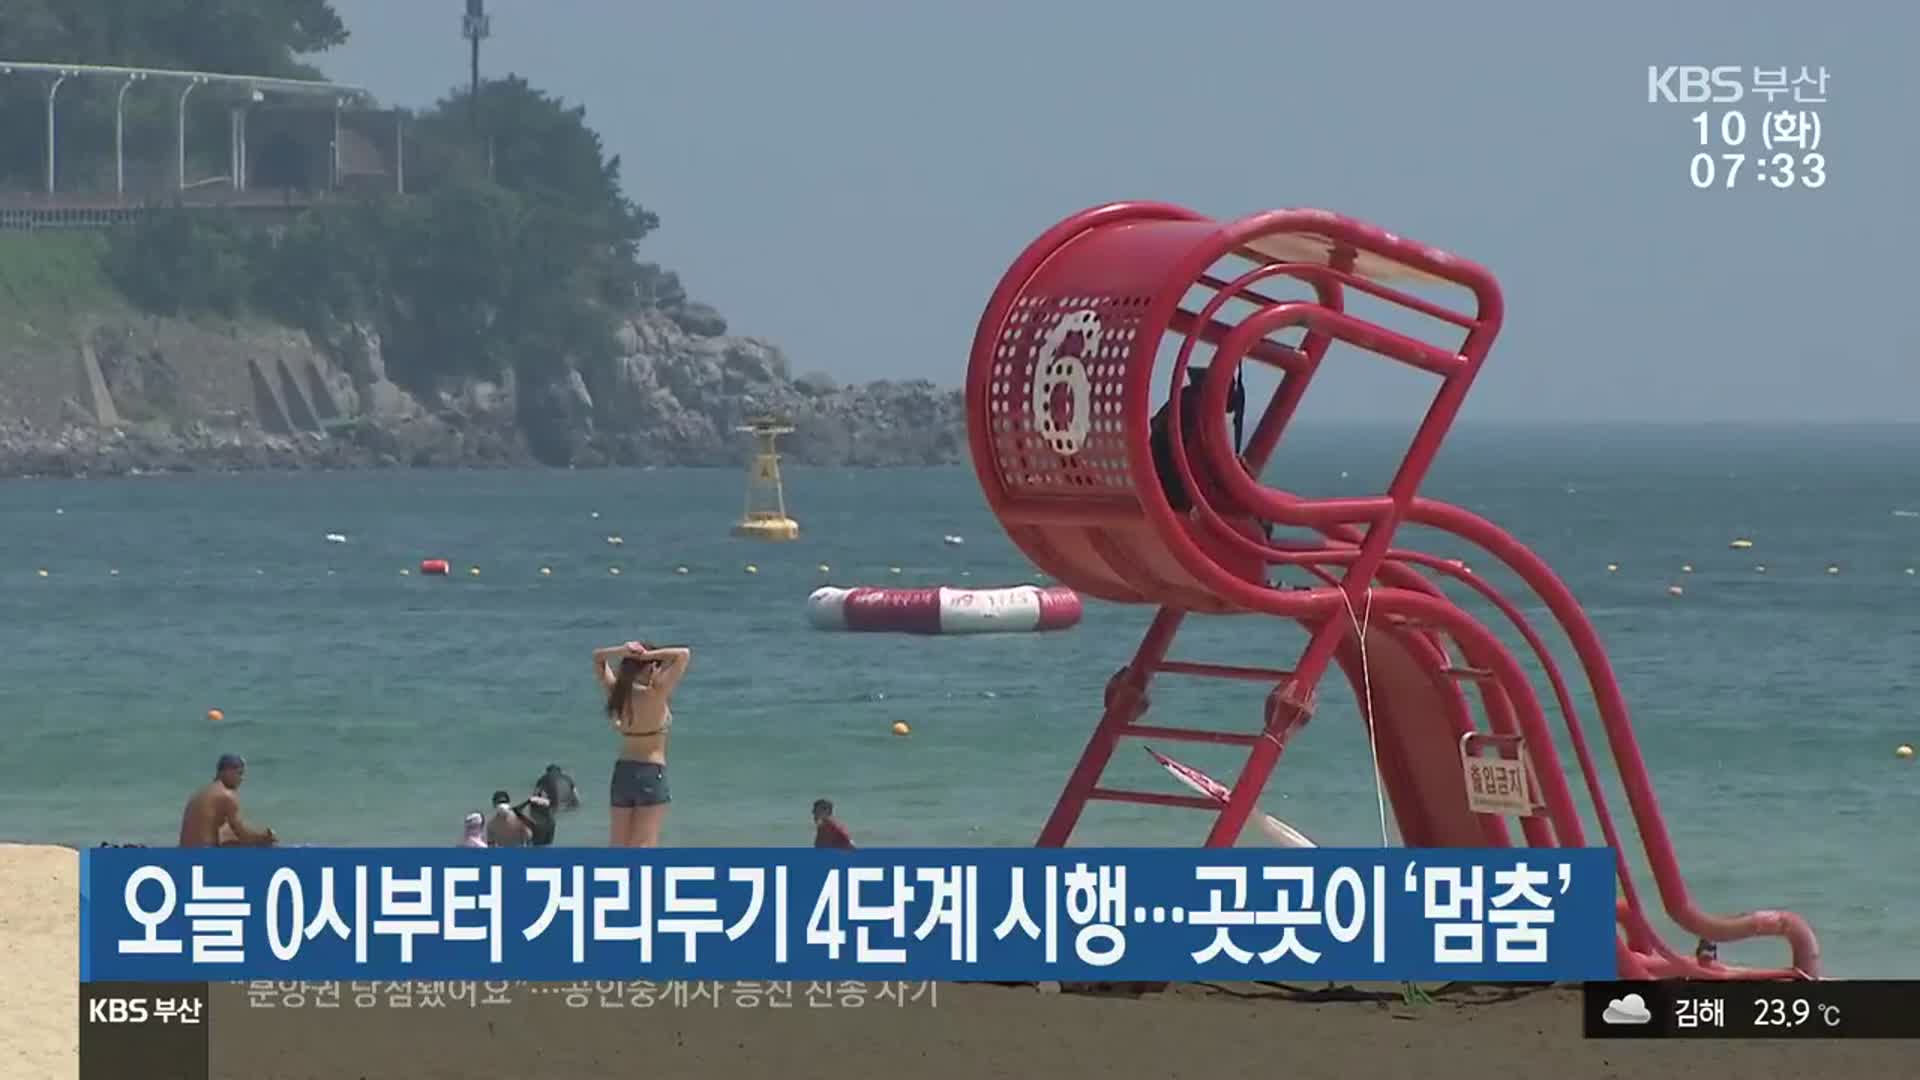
[
  {"xmin": 745, "ymin": 564, "xmax": 759, "ymax": 575},
  {"xmin": 676, "ymin": 566, "xmax": 689, "ymax": 575},
  {"xmin": 400, "ymin": 568, "xmax": 411, "ymax": 575},
  {"xmin": 1729, "ymin": 538, "xmax": 1753, "ymax": 550},
  {"xmin": 818, "ymin": 564, "xmax": 831, "ymax": 574},
  {"xmin": 207, "ymin": 708, "xmax": 224, "ymax": 723},
  {"xmin": 1605, "ymin": 563, "xmax": 1618, "ymax": 573},
  {"xmin": 1667, "ymin": 584, "xmax": 1684, "ymax": 597},
  {"xmin": 1896, "ymin": 744, "xmax": 1914, "ymax": 761},
  {"xmin": 469, "ymin": 566, "xmax": 481, "ymax": 576},
  {"xmin": 891, "ymin": 721, "xmax": 911, "ymax": 737},
  {"xmin": 36, "ymin": 568, "xmax": 48, "ymax": 577},
  {"xmin": 539, "ymin": 567, "xmax": 552, "ymax": 576},
  {"xmin": 731, "ymin": 416, "xmax": 801, "ymax": 541}
]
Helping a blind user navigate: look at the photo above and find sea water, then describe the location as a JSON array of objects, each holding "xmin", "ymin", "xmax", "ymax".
[{"xmin": 2, "ymin": 423, "xmax": 1915, "ymax": 976}]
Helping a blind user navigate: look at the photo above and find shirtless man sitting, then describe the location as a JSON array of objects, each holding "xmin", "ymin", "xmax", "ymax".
[{"xmin": 179, "ymin": 754, "xmax": 277, "ymax": 848}]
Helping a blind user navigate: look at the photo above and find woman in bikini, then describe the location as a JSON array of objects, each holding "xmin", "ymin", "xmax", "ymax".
[{"xmin": 592, "ymin": 640, "xmax": 691, "ymax": 847}]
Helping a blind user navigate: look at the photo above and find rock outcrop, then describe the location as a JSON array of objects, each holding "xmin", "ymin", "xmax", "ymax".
[{"xmin": 0, "ymin": 308, "xmax": 964, "ymax": 479}]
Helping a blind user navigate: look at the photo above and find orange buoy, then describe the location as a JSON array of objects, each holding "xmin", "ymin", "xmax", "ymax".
[
  {"xmin": 207, "ymin": 708, "xmax": 224, "ymax": 722},
  {"xmin": 891, "ymin": 721, "xmax": 911, "ymax": 736},
  {"xmin": 420, "ymin": 559, "xmax": 451, "ymax": 576}
]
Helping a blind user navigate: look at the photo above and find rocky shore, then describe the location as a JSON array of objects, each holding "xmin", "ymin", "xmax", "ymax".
[{"xmin": 0, "ymin": 308, "xmax": 965, "ymax": 480}]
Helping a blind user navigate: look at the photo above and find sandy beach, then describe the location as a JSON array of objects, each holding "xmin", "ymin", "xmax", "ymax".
[
  {"xmin": 0, "ymin": 845, "xmax": 79, "ymax": 1080},
  {"xmin": 6, "ymin": 844, "xmax": 1911, "ymax": 1080}
]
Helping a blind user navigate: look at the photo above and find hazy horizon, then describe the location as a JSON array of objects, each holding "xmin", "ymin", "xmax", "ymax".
[{"xmin": 309, "ymin": 1, "xmax": 1914, "ymax": 425}]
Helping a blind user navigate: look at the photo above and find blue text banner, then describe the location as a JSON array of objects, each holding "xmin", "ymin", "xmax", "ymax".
[{"xmin": 81, "ymin": 847, "xmax": 1617, "ymax": 983}]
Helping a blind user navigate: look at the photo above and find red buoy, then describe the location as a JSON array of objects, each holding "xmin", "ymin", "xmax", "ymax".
[{"xmin": 420, "ymin": 559, "xmax": 451, "ymax": 576}]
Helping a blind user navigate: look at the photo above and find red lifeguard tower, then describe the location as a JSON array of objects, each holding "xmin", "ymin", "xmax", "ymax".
[{"xmin": 966, "ymin": 202, "xmax": 1818, "ymax": 980}]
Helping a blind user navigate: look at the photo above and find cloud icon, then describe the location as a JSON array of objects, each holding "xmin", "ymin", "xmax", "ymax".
[{"xmin": 1603, "ymin": 993, "xmax": 1651, "ymax": 1025}]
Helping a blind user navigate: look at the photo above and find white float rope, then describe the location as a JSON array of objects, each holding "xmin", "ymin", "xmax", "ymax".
[{"xmin": 1338, "ymin": 584, "xmax": 1392, "ymax": 850}]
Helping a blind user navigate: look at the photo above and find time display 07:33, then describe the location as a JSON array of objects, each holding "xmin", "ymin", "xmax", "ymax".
[{"xmin": 1689, "ymin": 109, "xmax": 1825, "ymax": 190}]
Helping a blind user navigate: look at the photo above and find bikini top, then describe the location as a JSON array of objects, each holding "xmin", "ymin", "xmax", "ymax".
[{"xmin": 612, "ymin": 702, "xmax": 672, "ymax": 738}]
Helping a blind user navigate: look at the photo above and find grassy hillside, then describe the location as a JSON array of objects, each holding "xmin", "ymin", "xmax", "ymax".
[{"xmin": 0, "ymin": 232, "xmax": 124, "ymax": 338}]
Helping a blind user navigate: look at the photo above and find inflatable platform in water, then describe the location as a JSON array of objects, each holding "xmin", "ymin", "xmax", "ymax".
[{"xmin": 806, "ymin": 584, "xmax": 1082, "ymax": 634}]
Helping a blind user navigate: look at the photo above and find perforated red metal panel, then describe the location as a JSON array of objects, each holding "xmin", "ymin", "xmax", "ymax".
[{"xmin": 984, "ymin": 294, "xmax": 1147, "ymax": 500}]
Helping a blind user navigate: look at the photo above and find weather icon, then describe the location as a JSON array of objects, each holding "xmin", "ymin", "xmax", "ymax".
[{"xmin": 1603, "ymin": 993, "xmax": 1652, "ymax": 1025}]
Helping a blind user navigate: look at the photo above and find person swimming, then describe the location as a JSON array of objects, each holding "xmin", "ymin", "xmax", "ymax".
[
  {"xmin": 459, "ymin": 812, "xmax": 487, "ymax": 848},
  {"xmin": 534, "ymin": 764, "xmax": 580, "ymax": 810},
  {"xmin": 592, "ymin": 639, "xmax": 692, "ymax": 847}
]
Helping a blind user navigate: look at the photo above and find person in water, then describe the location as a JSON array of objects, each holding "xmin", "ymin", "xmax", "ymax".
[
  {"xmin": 459, "ymin": 812, "xmax": 488, "ymax": 848},
  {"xmin": 486, "ymin": 789, "xmax": 530, "ymax": 847},
  {"xmin": 593, "ymin": 640, "xmax": 691, "ymax": 847},
  {"xmin": 534, "ymin": 764, "xmax": 580, "ymax": 810},
  {"xmin": 812, "ymin": 799, "xmax": 855, "ymax": 850},
  {"xmin": 179, "ymin": 754, "xmax": 276, "ymax": 848},
  {"xmin": 514, "ymin": 792, "xmax": 557, "ymax": 847}
]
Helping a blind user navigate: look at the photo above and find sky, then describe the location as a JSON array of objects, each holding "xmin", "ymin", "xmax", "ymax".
[{"xmin": 316, "ymin": 1, "xmax": 1917, "ymax": 423}]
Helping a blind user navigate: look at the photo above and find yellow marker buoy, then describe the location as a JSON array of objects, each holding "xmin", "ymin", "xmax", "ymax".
[
  {"xmin": 540, "ymin": 567, "xmax": 552, "ymax": 576},
  {"xmin": 891, "ymin": 721, "xmax": 911, "ymax": 737},
  {"xmin": 1605, "ymin": 563, "xmax": 1619, "ymax": 573},
  {"xmin": 1729, "ymin": 538, "xmax": 1753, "ymax": 550},
  {"xmin": 610, "ymin": 567, "xmax": 622, "ymax": 576},
  {"xmin": 1667, "ymin": 584, "xmax": 1684, "ymax": 597},
  {"xmin": 745, "ymin": 564, "xmax": 759, "ymax": 575},
  {"xmin": 400, "ymin": 568, "xmax": 411, "ymax": 575},
  {"xmin": 675, "ymin": 566, "xmax": 689, "ymax": 575},
  {"xmin": 36, "ymin": 568, "xmax": 49, "ymax": 577},
  {"xmin": 469, "ymin": 566, "xmax": 481, "ymax": 576},
  {"xmin": 732, "ymin": 416, "xmax": 802, "ymax": 541},
  {"xmin": 818, "ymin": 564, "xmax": 831, "ymax": 574},
  {"xmin": 1680, "ymin": 564, "xmax": 1694, "ymax": 574},
  {"xmin": 888, "ymin": 566, "xmax": 902, "ymax": 575},
  {"xmin": 1826, "ymin": 565, "xmax": 1840, "ymax": 575},
  {"xmin": 207, "ymin": 708, "xmax": 224, "ymax": 723},
  {"xmin": 1896, "ymin": 744, "xmax": 1914, "ymax": 760}
]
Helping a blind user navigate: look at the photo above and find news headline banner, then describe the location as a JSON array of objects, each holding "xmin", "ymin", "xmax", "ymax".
[{"xmin": 82, "ymin": 847, "xmax": 1616, "ymax": 983}]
